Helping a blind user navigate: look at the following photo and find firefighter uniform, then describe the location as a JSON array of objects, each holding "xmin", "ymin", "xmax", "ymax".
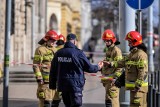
[
  {"xmin": 33, "ymin": 30, "xmax": 60, "ymax": 107},
  {"xmin": 111, "ymin": 31, "xmax": 148, "ymax": 107},
  {"xmin": 101, "ymin": 29, "xmax": 122, "ymax": 107},
  {"xmin": 101, "ymin": 44, "xmax": 122, "ymax": 107}
]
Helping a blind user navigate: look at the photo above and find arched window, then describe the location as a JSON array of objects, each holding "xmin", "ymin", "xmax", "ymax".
[
  {"xmin": 67, "ymin": 23, "xmax": 72, "ymax": 34},
  {"xmin": 49, "ymin": 14, "xmax": 58, "ymax": 31}
]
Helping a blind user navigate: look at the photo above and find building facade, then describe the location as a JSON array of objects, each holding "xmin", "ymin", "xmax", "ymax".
[
  {"xmin": 0, "ymin": 0, "xmax": 81, "ymax": 65},
  {"xmin": 47, "ymin": 0, "xmax": 81, "ymax": 39},
  {"xmin": 0, "ymin": 0, "xmax": 6, "ymax": 62}
]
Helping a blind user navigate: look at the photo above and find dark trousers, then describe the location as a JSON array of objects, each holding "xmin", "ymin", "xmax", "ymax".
[{"xmin": 62, "ymin": 91, "xmax": 82, "ymax": 107}]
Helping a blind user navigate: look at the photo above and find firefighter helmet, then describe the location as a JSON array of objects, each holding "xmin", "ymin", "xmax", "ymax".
[
  {"xmin": 125, "ymin": 31, "xmax": 142, "ymax": 46},
  {"xmin": 59, "ymin": 34, "xmax": 66, "ymax": 42},
  {"xmin": 44, "ymin": 30, "xmax": 59, "ymax": 41},
  {"xmin": 102, "ymin": 29, "xmax": 116, "ymax": 43},
  {"xmin": 38, "ymin": 30, "xmax": 59, "ymax": 45}
]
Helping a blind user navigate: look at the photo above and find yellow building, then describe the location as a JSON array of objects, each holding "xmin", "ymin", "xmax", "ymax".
[{"xmin": 47, "ymin": 0, "xmax": 81, "ymax": 39}]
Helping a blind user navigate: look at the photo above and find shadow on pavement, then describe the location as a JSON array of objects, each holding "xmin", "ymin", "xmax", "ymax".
[
  {"xmin": 0, "ymin": 99, "xmax": 38, "ymax": 107},
  {"xmin": 0, "ymin": 99, "xmax": 106, "ymax": 107}
]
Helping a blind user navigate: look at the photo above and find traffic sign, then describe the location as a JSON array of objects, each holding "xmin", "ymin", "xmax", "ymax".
[{"xmin": 126, "ymin": 0, "xmax": 154, "ymax": 10}]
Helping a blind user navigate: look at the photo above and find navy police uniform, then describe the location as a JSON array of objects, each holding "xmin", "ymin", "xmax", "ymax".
[{"xmin": 49, "ymin": 34, "xmax": 100, "ymax": 107}]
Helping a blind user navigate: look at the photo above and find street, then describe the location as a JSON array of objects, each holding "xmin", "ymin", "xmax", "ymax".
[
  {"xmin": 0, "ymin": 51, "xmax": 107, "ymax": 107},
  {"xmin": 0, "ymin": 73, "xmax": 106, "ymax": 107},
  {"xmin": 0, "ymin": 38, "xmax": 107, "ymax": 107}
]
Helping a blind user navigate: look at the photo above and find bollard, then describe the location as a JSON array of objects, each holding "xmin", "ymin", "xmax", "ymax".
[
  {"xmin": 156, "ymin": 70, "xmax": 160, "ymax": 107},
  {"xmin": 148, "ymin": 73, "xmax": 153, "ymax": 107},
  {"xmin": 153, "ymin": 88, "xmax": 157, "ymax": 107},
  {"xmin": 153, "ymin": 71, "xmax": 157, "ymax": 107}
]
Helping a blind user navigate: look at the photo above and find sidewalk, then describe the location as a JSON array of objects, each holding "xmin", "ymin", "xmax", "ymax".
[
  {"xmin": 9, "ymin": 64, "xmax": 33, "ymax": 72},
  {"xmin": 0, "ymin": 99, "xmax": 105, "ymax": 107},
  {"xmin": 0, "ymin": 63, "xmax": 37, "ymax": 107},
  {"xmin": 0, "ymin": 63, "xmax": 106, "ymax": 107}
]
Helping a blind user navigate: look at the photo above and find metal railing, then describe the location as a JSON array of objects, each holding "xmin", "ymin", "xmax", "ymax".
[{"xmin": 148, "ymin": 70, "xmax": 160, "ymax": 107}]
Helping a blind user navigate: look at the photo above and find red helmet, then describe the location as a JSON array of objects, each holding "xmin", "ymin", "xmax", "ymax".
[
  {"xmin": 43, "ymin": 30, "xmax": 59, "ymax": 41},
  {"xmin": 102, "ymin": 29, "xmax": 116, "ymax": 43},
  {"xmin": 59, "ymin": 34, "xmax": 66, "ymax": 42},
  {"xmin": 125, "ymin": 31, "xmax": 142, "ymax": 46}
]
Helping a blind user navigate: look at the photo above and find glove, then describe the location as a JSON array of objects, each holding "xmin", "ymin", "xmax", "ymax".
[
  {"xmin": 114, "ymin": 71, "xmax": 125, "ymax": 88},
  {"xmin": 37, "ymin": 79, "xmax": 44, "ymax": 85}
]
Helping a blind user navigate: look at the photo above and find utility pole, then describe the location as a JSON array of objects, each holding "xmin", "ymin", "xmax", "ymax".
[
  {"xmin": 147, "ymin": 5, "xmax": 155, "ymax": 107},
  {"xmin": 157, "ymin": 0, "xmax": 160, "ymax": 106},
  {"xmin": 31, "ymin": 0, "xmax": 35, "ymax": 59},
  {"xmin": 159, "ymin": 0, "xmax": 160, "ymax": 67},
  {"xmin": 119, "ymin": 0, "xmax": 135, "ymax": 107},
  {"xmin": 137, "ymin": 0, "xmax": 142, "ymax": 34},
  {"xmin": 45, "ymin": 0, "xmax": 48, "ymax": 32},
  {"xmin": 3, "ymin": 0, "xmax": 12, "ymax": 107},
  {"xmin": 81, "ymin": 0, "xmax": 92, "ymax": 48},
  {"xmin": 148, "ymin": 5, "xmax": 154, "ymax": 72},
  {"xmin": 137, "ymin": 10, "xmax": 142, "ymax": 34}
]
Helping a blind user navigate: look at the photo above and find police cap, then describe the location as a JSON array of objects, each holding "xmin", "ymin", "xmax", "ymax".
[{"xmin": 67, "ymin": 33, "xmax": 77, "ymax": 41}]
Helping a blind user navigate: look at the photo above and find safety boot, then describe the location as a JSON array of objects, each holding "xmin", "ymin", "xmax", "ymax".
[
  {"xmin": 105, "ymin": 100, "xmax": 112, "ymax": 107},
  {"xmin": 44, "ymin": 100, "xmax": 52, "ymax": 107},
  {"xmin": 51, "ymin": 100, "xmax": 61, "ymax": 107}
]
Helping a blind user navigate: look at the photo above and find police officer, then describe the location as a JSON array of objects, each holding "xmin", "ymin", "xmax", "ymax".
[
  {"xmin": 101, "ymin": 29, "xmax": 122, "ymax": 107},
  {"xmin": 49, "ymin": 33, "xmax": 104, "ymax": 107},
  {"xmin": 33, "ymin": 30, "xmax": 61, "ymax": 107},
  {"xmin": 56, "ymin": 34, "xmax": 66, "ymax": 50},
  {"xmin": 105, "ymin": 31, "xmax": 148, "ymax": 107}
]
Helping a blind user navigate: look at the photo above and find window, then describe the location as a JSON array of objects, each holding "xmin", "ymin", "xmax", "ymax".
[{"xmin": 67, "ymin": 23, "xmax": 71, "ymax": 34}]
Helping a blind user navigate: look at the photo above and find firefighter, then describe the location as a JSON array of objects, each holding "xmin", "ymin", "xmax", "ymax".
[
  {"xmin": 33, "ymin": 30, "xmax": 61, "ymax": 107},
  {"xmin": 104, "ymin": 31, "xmax": 148, "ymax": 107},
  {"xmin": 56, "ymin": 34, "xmax": 66, "ymax": 50},
  {"xmin": 101, "ymin": 29, "xmax": 122, "ymax": 107}
]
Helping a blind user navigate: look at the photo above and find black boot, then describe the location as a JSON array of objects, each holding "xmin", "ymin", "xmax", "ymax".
[
  {"xmin": 51, "ymin": 100, "xmax": 61, "ymax": 107},
  {"xmin": 105, "ymin": 100, "xmax": 112, "ymax": 107},
  {"xmin": 44, "ymin": 100, "xmax": 52, "ymax": 107}
]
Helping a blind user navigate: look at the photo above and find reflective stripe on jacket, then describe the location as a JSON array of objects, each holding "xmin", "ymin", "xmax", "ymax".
[
  {"xmin": 33, "ymin": 44, "xmax": 56, "ymax": 83},
  {"xmin": 112, "ymin": 48, "xmax": 148, "ymax": 91},
  {"xmin": 101, "ymin": 44, "xmax": 122, "ymax": 80},
  {"xmin": 125, "ymin": 82, "xmax": 148, "ymax": 87}
]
